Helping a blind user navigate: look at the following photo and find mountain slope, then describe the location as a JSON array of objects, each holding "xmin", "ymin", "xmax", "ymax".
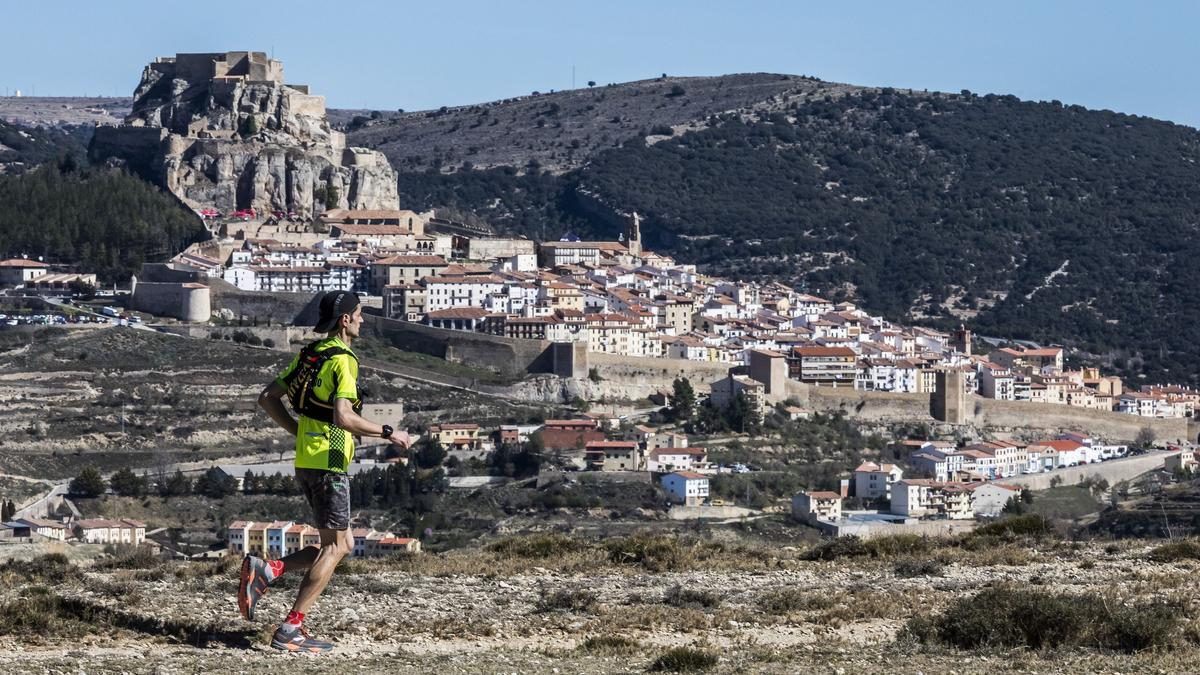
[
  {"xmin": 341, "ymin": 73, "xmax": 858, "ymax": 174},
  {"xmin": 375, "ymin": 82, "xmax": 1200, "ymax": 384}
]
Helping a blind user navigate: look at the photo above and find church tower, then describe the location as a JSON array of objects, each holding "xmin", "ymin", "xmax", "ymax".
[{"xmin": 627, "ymin": 211, "xmax": 642, "ymax": 256}]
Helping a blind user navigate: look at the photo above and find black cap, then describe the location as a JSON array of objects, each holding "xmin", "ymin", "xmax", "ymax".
[{"xmin": 314, "ymin": 290, "xmax": 360, "ymax": 333}]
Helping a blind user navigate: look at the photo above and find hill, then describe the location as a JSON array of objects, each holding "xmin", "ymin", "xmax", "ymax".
[
  {"xmin": 0, "ymin": 119, "xmax": 89, "ymax": 174},
  {"xmin": 0, "ymin": 163, "xmax": 207, "ymax": 282},
  {"xmin": 339, "ymin": 73, "xmax": 854, "ymax": 174},
  {"xmin": 360, "ymin": 79, "xmax": 1200, "ymax": 385}
]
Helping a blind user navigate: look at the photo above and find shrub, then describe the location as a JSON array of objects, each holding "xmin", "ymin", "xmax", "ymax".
[
  {"xmin": 92, "ymin": 545, "xmax": 162, "ymax": 571},
  {"xmin": 0, "ymin": 554, "xmax": 77, "ymax": 586},
  {"xmin": 662, "ymin": 585, "xmax": 722, "ymax": 609},
  {"xmin": 534, "ymin": 587, "xmax": 598, "ymax": 613},
  {"xmin": 966, "ymin": 514, "xmax": 1051, "ymax": 541},
  {"xmin": 801, "ymin": 536, "xmax": 868, "ymax": 561},
  {"xmin": 487, "ymin": 533, "xmax": 580, "ymax": 559},
  {"xmin": 649, "ymin": 646, "xmax": 718, "ymax": 672},
  {"xmin": 893, "ymin": 558, "xmax": 944, "ymax": 578},
  {"xmin": 605, "ymin": 534, "xmax": 690, "ymax": 571},
  {"xmin": 900, "ymin": 586, "xmax": 1183, "ymax": 653},
  {"xmin": 578, "ymin": 635, "xmax": 639, "ymax": 654},
  {"xmin": 756, "ymin": 588, "xmax": 834, "ymax": 614},
  {"xmin": 1146, "ymin": 539, "xmax": 1200, "ymax": 563}
]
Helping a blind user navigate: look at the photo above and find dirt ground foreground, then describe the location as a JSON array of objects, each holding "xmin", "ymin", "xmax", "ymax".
[{"xmin": 1, "ymin": 538, "xmax": 1198, "ymax": 674}]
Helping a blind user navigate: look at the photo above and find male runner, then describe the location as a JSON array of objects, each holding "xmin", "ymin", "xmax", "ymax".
[{"xmin": 239, "ymin": 290, "xmax": 410, "ymax": 653}]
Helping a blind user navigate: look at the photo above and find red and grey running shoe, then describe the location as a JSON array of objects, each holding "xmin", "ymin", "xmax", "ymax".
[
  {"xmin": 237, "ymin": 556, "xmax": 278, "ymax": 621},
  {"xmin": 271, "ymin": 625, "xmax": 334, "ymax": 653}
]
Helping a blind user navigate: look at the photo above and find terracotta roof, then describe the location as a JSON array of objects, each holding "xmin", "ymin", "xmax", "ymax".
[
  {"xmin": 805, "ymin": 491, "xmax": 842, "ymax": 500},
  {"xmin": 376, "ymin": 255, "xmax": 447, "ymax": 266},
  {"xmin": 426, "ymin": 307, "xmax": 489, "ymax": 320},
  {"xmin": 0, "ymin": 258, "xmax": 49, "ymax": 267},
  {"xmin": 793, "ymin": 346, "xmax": 856, "ymax": 357},
  {"xmin": 332, "ymin": 224, "xmax": 413, "ymax": 235},
  {"xmin": 670, "ymin": 471, "xmax": 708, "ymax": 480}
]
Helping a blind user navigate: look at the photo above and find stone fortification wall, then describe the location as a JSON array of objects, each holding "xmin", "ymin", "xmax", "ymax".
[
  {"xmin": 154, "ymin": 324, "xmax": 293, "ymax": 347},
  {"xmin": 971, "ymin": 397, "xmax": 1188, "ymax": 444},
  {"xmin": 467, "ymin": 238, "xmax": 536, "ymax": 260},
  {"xmin": 130, "ymin": 281, "xmax": 210, "ymax": 322},
  {"xmin": 787, "ymin": 381, "xmax": 1188, "ymax": 444},
  {"xmin": 207, "ymin": 281, "xmax": 320, "ymax": 326},
  {"xmin": 364, "ymin": 315, "xmax": 553, "ymax": 377},
  {"xmin": 587, "ymin": 352, "xmax": 732, "ymax": 388}
]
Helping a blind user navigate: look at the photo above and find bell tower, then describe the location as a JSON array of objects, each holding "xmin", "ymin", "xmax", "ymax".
[{"xmin": 627, "ymin": 211, "xmax": 642, "ymax": 256}]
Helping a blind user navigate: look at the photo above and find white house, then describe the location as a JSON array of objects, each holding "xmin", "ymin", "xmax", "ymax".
[
  {"xmin": 852, "ymin": 461, "xmax": 904, "ymax": 500},
  {"xmin": 661, "ymin": 471, "xmax": 710, "ymax": 506},
  {"xmin": 647, "ymin": 448, "xmax": 708, "ymax": 473},
  {"xmin": 74, "ymin": 518, "xmax": 146, "ymax": 546}
]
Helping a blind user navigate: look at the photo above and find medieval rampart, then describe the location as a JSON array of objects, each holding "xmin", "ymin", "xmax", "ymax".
[
  {"xmin": 364, "ymin": 315, "xmax": 553, "ymax": 377},
  {"xmin": 786, "ymin": 381, "xmax": 1188, "ymax": 444}
]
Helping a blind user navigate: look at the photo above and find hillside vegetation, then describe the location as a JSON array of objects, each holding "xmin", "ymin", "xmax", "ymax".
[
  {"xmin": 0, "ymin": 163, "xmax": 206, "ymax": 282},
  {"xmin": 381, "ymin": 82, "xmax": 1200, "ymax": 384}
]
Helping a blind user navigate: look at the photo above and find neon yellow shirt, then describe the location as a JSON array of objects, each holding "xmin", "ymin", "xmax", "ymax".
[{"xmin": 275, "ymin": 336, "xmax": 359, "ymax": 473}]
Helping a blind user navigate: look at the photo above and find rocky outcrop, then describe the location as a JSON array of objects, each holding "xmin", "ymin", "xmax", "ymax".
[{"xmin": 90, "ymin": 51, "xmax": 398, "ymax": 218}]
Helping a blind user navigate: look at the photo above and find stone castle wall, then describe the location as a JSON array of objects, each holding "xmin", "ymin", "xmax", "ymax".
[{"xmin": 787, "ymin": 381, "xmax": 1188, "ymax": 444}]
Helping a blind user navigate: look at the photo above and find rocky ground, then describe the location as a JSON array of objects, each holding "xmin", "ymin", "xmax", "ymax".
[{"xmin": 1, "ymin": 534, "xmax": 1198, "ymax": 674}]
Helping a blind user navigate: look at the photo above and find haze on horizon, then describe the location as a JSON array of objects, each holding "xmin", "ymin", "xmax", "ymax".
[{"xmin": 3, "ymin": 1, "xmax": 1198, "ymax": 128}]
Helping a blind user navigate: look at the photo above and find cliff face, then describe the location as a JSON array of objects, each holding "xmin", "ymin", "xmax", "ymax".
[{"xmin": 90, "ymin": 51, "xmax": 398, "ymax": 217}]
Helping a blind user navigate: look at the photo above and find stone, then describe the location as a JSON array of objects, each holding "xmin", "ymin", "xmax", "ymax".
[{"xmin": 90, "ymin": 51, "xmax": 399, "ymax": 219}]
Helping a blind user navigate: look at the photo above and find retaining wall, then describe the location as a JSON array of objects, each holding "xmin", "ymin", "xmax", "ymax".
[{"xmin": 1003, "ymin": 451, "xmax": 1172, "ymax": 490}]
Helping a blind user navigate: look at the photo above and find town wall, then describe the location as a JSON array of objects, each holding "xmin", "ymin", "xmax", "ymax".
[
  {"xmin": 130, "ymin": 281, "xmax": 210, "ymax": 322},
  {"xmin": 587, "ymin": 352, "xmax": 732, "ymax": 388},
  {"xmin": 787, "ymin": 381, "xmax": 1188, "ymax": 443},
  {"xmin": 467, "ymin": 238, "xmax": 536, "ymax": 260},
  {"xmin": 153, "ymin": 324, "xmax": 294, "ymax": 348},
  {"xmin": 207, "ymin": 280, "xmax": 320, "ymax": 325},
  {"xmin": 364, "ymin": 315, "xmax": 553, "ymax": 377}
]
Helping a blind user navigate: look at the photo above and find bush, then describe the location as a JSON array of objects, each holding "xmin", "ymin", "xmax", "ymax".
[
  {"xmin": 900, "ymin": 586, "xmax": 1182, "ymax": 653},
  {"xmin": 801, "ymin": 536, "xmax": 868, "ymax": 561},
  {"xmin": 578, "ymin": 634, "xmax": 639, "ymax": 654},
  {"xmin": 92, "ymin": 545, "xmax": 162, "ymax": 571},
  {"xmin": 1146, "ymin": 539, "xmax": 1200, "ymax": 563},
  {"xmin": 966, "ymin": 514, "xmax": 1051, "ymax": 541},
  {"xmin": 756, "ymin": 588, "xmax": 834, "ymax": 614},
  {"xmin": 893, "ymin": 558, "xmax": 944, "ymax": 578},
  {"xmin": 487, "ymin": 533, "xmax": 580, "ymax": 559},
  {"xmin": 649, "ymin": 646, "xmax": 718, "ymax": 672},
  {"xmin": 534, "ymin": 587, "xmax": 597, "ymax": 613},
  {"xmin": 662, "ymin": 584, "xmax": 722, "ymax": 609},
  {"xmin": 604, "ymin": 534, "xmax": 690, "ymax": 572},
  {"xmin": 0, "ymin": 554, "xmax": 76, "ymax": 586}
]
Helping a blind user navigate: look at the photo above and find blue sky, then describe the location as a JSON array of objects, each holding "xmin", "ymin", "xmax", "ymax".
[{"xmin": 4, "ymin": 1, "xmax": 1198, "ymax": 127}]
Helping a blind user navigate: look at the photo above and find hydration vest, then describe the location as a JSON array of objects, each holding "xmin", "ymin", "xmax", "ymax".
[{"xmin": 282, "ymin": 340, "xmax": 362, "ymax": 425}]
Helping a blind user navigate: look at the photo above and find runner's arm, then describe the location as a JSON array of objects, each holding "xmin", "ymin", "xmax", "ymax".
[
  {"xmin": 258, "ymin": 381, "xmax": 299, "ymax": 437},
  {"xmin": 331, "ymin": 398, "xmax": 411, "ymax": 448}
]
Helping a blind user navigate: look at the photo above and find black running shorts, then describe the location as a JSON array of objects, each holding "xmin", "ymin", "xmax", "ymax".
[{"xmin": 295, "ymin": 468, "xmax": 351, "ymax": 531}]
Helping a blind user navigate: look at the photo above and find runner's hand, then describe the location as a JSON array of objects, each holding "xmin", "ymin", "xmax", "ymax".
[{"xmin": 389, "ymin": 430, "xmax": 412, "ymax": 450}]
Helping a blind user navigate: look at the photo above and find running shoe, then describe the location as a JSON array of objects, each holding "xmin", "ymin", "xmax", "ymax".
[
  {"xmin": 237, "ymin": 556, "xmax": 276, "ymax": 621},
  {"xmin": 270, "ymin": 625, "xmax": 334, "ymax": 653}
]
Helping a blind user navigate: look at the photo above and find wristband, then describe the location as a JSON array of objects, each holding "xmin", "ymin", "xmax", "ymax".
[{"xmin": 381, "ymin": 424, "xmax": 394, "ymax": 439}]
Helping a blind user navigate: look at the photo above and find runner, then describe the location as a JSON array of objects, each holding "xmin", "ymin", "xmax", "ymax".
[{"xmin": 238, "ymin": 290, "xmax": 410, "ymax": 653}]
